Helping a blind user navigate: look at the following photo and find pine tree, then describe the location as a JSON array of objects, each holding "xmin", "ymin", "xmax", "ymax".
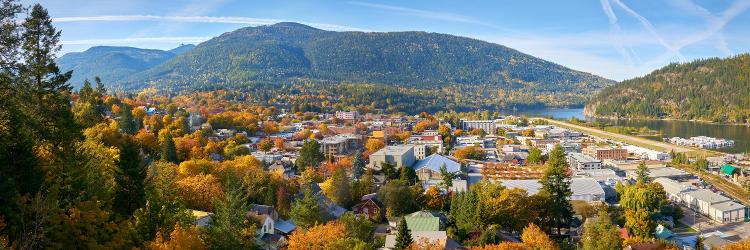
[
  {"xmin": 295, "ymin": 140, "xmax": 324, "ymax": 172},
  {"xmin": 635, "ymin": 161, "xmax": 650, "ymax": 184},
  {"xmin": 113, "ymin": 138, "xmax": 145, "ymax": 215},
  {"xmin": 290, "ymin": 187, "xmax": 326, "ymax": 229},
  {"xmin": 161, "ymin": 133, "xmax": 179, "ymax": 164},
  {"xmin": 540, "ymin": 145, "xmax": 573, "ymax": 235},
  {"xmin": 119, "ymin": 104, "xmax": 136, "ymax": 135},
  {"xmin": 352, "ymin": 149, "xmax": 365, "ymax": 180},
  {"xmin": 394, "ymin": 217, "xmax": 412, "ymax": 250},
  {"xmin": 329, "ymin": 168, "xmax": 352, "ymax": 207},
  {"xmin": 439, "ymin": 163, "xmax": 456, "ymax": 190},
  {"xmin": 203, "ymin": 181, "xmax": 256, "ymax": 250}
]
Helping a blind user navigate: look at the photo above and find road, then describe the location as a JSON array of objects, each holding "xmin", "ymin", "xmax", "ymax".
[{"xmin": 540, "ymin": 118, "xmax": 720, "ymax": 158}]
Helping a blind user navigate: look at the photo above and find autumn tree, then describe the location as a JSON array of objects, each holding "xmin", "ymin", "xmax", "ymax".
[
  {"xmin": 365, "ymin": 138, "xmax": 385, "ymax": 152},
  {"xmin": 423, "ymin": 186, "xmax": 444, "ymax": 211},
  {"xmin": 147, "ymin": 224, "xmax": 206, "ymax": 250},
  {"xmin": 288, "ymin": 221, "xmax": 347, "ymax": 250},
  {"xmin": 581, "ymin": 210, "xmax": 622, "ymax": 250},
  {"xmin": 453, "ymin": 146, "xmax": 486, "ymax": 161},
  {"xmin": 521, "ymin": 223, "xmax": 557, "ymax": 250},
  {"xmin": 258, "ymin": 137, "xmax": 273, "ymax": 152},
  {"xmin": 527, "ymin": 147, "xmax": 544, "ymax": 165},
  {"xmin": 174, "ymin": 173, "xmax": 225, "ymax": 212}
]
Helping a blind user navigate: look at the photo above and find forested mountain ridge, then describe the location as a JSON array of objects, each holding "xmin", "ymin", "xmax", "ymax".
[
  {"xmin": 585, "ymin": 54, "xmax": 750, "ymax": 123},
  {"xmin": 57, "ymin": 45, "xmax": 192, "ymax": 89},
  {"xmin": 123, "ymin": 22, "xmax": 614, "ymax": 95}
]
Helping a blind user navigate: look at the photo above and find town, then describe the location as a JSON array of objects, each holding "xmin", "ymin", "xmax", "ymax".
[{"xmin": 137, "ymin": 104, "xmax": 750, "ymax": 249}]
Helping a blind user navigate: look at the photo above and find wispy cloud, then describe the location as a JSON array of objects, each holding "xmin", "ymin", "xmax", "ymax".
[
  {"xmin": 347, "ymin": 1, "xmax": 507, "ymax": 30},
  {"xmin": 53, "ymin": 15, "xmax": 369, "ymax": 32},
  {"xmin": 61, "ymin": 36, "xmax": 213, "ymax": 45}
]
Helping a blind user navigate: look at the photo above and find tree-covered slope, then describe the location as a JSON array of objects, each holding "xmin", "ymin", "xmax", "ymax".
[
  {"xmin": 57, "ymin": 46, "xmax": 178, "ymax": 89},
  {"xmin": 585, "ymin": 54, "xmax": 750, "ymax": 123},
  {"xmin": 122, "ymin": 22, "xmax": 614, "ymax": 100}
]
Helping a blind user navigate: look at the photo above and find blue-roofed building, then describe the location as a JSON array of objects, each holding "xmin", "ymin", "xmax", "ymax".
[{"xmin": 412, "ymin": 154, "xmax": 461, "ymax": 181}]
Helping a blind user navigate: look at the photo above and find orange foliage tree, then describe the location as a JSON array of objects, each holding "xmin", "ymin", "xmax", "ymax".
[
  {"xmin": 365, "ymin": 139, "xmax": 385, "ymax": 153},
  {"xmin": 147, "ymin": 224, "xmax": 206, "ymax": 250},
  {"xmin": 287, "ymin": 221, "xmax": 347, "ymax": 250}
]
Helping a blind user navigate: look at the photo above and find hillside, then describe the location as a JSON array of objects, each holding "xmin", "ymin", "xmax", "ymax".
[
  {"xmin": 585, "ymin": 54, "xmax": 750, "ymax": 123},
  {"xmin": 57, "ymin": 46, "xmax": 185, "ymax": 89}
]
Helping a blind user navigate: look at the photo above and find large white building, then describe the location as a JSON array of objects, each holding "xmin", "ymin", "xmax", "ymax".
[
  {"xmin": 499, "ymin": 178, "xmax": 606, "ymax": 202},
  {"xmin": 458, "ymin": 119, "xmax": 503, "ymax": 134},
  {"xmin": 654, "ymin": 178, "xmax": 746, "ymax": 224},
  {"xmin": 335, "ymin": 111, "xmax": 358, "ymax": 120},
  {"xmin": 567, "ymin": 152, "xmax": 602, "ymax": 172},
  {"xmin": 369, "ymin": 145, "xmax": 416, "ymax": 169}
]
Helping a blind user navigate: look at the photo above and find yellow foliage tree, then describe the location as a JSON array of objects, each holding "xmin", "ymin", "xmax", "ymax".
[
  {"xmin": 365, "ymin": 139, "xmax": 385, "ymax": 152},
  {"xmin": 521, "ymin": 223, "xmax": 558, "ymax": 250},
  {"xmin": 174, "ymin": 174, "xmax": 225, "ymax": 212},
  {"xmin": 148, "ymin": 224, "xmax": 206, "ymax": 250}
]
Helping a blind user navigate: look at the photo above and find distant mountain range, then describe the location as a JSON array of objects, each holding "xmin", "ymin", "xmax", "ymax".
[
  {"xmin": 58, "ymin": 22, "xmax": 615, "ymax": 109},
  {"xmin": 585, "ymin": 54, "xmax": 750, "ymax": 123},
  {"xmin": 57, "ymin": 44, "xmax": 195, "ymax": 88}
]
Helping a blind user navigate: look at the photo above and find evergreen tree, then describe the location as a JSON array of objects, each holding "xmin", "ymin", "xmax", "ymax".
[
  {"xmin": 581, "ymin": 210, "xmax": 622, "ymax": 250},
  {"xmin": 113, "ymin": 138, "xmax": 145, "ymax": 215},
  {"xmin": 132, "ymin": 161, "xmax": 192, "ymax": 245},
  {"xmin": 290, "ymin": 188, "xmax": 326, "ymax": 230},
  {"xmin": 328, "ymin": 168, "xmax": 352, "ymax": 207},
  {"xmin": 394, "ymin": 217, "xmax": 412, "ymax": 250},
  {"xmin": 295, "ymin": 140, "xmax": 324, "ymax": 172},
  {"xmin": 161, "ymin": 133, "xmax": 179, "ymax": 164},
  {"xmin": 119, "ymin": 103, "xmax": 136, "ymax": 135},
  {"xmin": 203, "ymin": 181, "xmax": 256, "ymax": 250},
  {"xmin": 540, "ymin": 145, "xmax": 573, "ymax": 235},
  {"xmin": 399, "ymin": 166, "xmax": 417, "ymax": 184},
  {"xmin": 352, "ymin": 149, "xmax": 365, "ymax": 180},
  {"xmin": 439, "ymin": 163, "xmax": 457, "ymax": 190},
  {"xmin": 635, "ymin": 161, "xmax": 650, "ymax": 184}
]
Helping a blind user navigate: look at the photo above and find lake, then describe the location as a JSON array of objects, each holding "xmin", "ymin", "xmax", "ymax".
[{"xmin": 510, "ymin": 108, "xmax": 750, "ymax": 153}]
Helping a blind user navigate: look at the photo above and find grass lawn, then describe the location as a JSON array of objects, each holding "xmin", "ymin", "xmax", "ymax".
[{"xmin": 673, "ymin": 221, "xmax": 698, "ymax": 233}]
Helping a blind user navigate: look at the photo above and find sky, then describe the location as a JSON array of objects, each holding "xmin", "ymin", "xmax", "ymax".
[{"xmin": 21, "ymin": 0, "xmax": 750, "ymax": 81}]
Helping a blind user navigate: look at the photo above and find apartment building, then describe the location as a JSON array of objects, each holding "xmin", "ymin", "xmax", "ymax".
[
  {"xmin": 567, "ymin": 152, "xmax": 603, "ymax": 171},
  {"xmin": 369, "ymin": 145, "xmax": 416, "ymax": 169},
  {"xmin": 583, "ymin": 146, "xmax": 628, "ymax": 160},
  {"xmin": 320, "ymin": 134, "xmax": 362, "ymax": 159}
]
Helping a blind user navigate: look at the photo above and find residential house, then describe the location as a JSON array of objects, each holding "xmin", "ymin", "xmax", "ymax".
[{"xmin": 352, "ymin": 193, "xmax": 383, "ymax": 221}]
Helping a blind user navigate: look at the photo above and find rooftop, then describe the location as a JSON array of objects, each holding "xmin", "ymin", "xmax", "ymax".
[
  {"xmin": 372, "ymin": 145, "xmax": 414, "ymax": 156},
  {"xmin": 685, "ymin": 189, "xmax": 731, "ymax": 204},
  {"xmin": 499, "ymin": 177, "xmax": 605, "ymax": 197},
  {"xmin": 413, "ymin": 154, "xmax": 460, "ymax": 173}
]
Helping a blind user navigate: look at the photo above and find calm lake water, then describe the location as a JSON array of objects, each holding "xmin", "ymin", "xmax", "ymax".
[{"xmin": 510, "ymin": 108, "xmax": 750, "ymax": 153}]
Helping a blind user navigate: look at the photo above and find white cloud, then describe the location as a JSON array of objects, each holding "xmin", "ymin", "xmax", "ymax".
[
  {"xmin": 53, "ymin": 15, "xmax": 368, "ymax": 31},
  {"xmin": 61, "ymin": 36, "xmax": 213, "ymax": 45}
]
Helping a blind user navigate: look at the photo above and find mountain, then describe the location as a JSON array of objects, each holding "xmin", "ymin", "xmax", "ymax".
[
  {"xmin": 585, "ymin": 54, "xmax": 750, "ymax": 123},
  {"xmin": 168, "ymin": 44, "xmax": 196, "ymax": 55},
  {"xmin": 57, "ymin": 46, "xmax": 178, "ymax": 89},
  {"xmin": 123, "ymin": 23, "xmax": 614, "ymax": 98}
]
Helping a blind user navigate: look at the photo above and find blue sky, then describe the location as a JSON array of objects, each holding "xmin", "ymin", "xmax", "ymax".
[{"xmin": 23, "ymin": 0, "xmax": 750, "ymax": 81}]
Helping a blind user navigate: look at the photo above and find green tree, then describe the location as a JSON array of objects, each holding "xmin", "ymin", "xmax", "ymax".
[
  {"xmin": 635, "ymin": 161, "xmax": 650, "ymax": 184},
  {"xmin": 113, "ymin": 138, "xmax": 146, "ymax": 215},
  {"xmin": 202, "ymin": 181, "xmax": 256, "ymax": 250},
  {"xmin": 439, "ymin": 163, "xmax": 457, "ymax": 190},
  {"xmin": 119, "ymin": 104, "xmax": 137, "ymax": 135},
  {"xmin": 379, "ymin": 180, "xmax": 419, "ymax": 217},
  {"xmin": 327, "ymin": 168, "xmax": 352, "ymax": 207},
  {"xmin": 290, "ymin": 187, "xmax": 326, "ymax": 230},
  {"xmin": 131, "ymin": 161, "xmax": 192, "ymax": 245},
  {"xmin": 295, "ymin": 140, "xmax": 324, "ymax": 172},
  {"xmin": 161, "ymin": 133, "xmax": 179, "ymax": 164},
  {"xmin": 340, "ymin": 212, "xmax": 376, "ymax": 243},
  {"xmin": 352, "ymin": 149, "xmax": 365, "ymax": 180},
  {"xmin": 381, "ymin": 162, "xmax": 399, "ymax": 180},
  {"xmin": 527, "ymin": 147, "xmax": 544, "ymax": 165},
  {"xmin": 581, "ymin": 210, "xmax": 622, "ymax": 250},
  {"xmin": 399, "ymin": 166, "xmax": 417, "ymax": 184},
  {"xmin": 540, "ymin": 145, "xmax": 573, "ymax": 235},
  {"xmin": 394, "ymin": 217, "xmax": 412, "ymax": 250}
]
